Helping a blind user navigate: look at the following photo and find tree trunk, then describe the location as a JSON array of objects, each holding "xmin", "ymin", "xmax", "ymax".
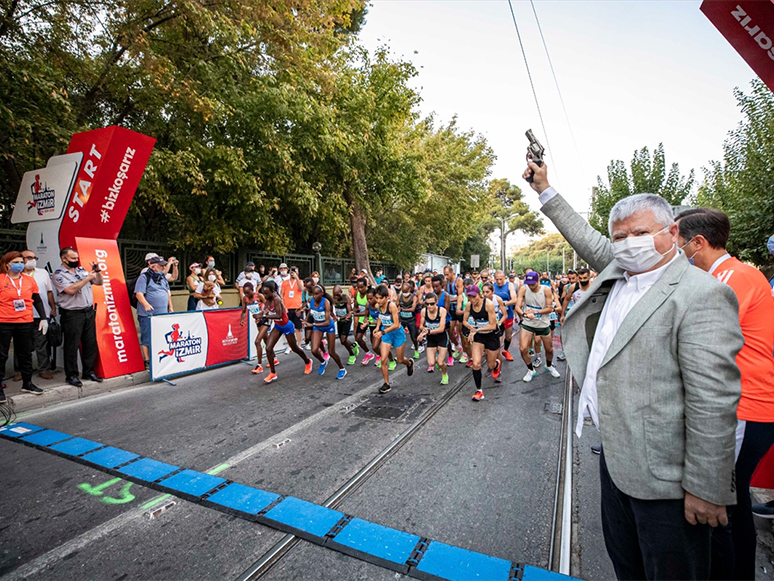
[{"xmin": 349, "ymin": 200, "xmax": 373, "ymax": 280}]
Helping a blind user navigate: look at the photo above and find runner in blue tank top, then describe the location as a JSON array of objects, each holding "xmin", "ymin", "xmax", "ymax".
[
  {"xmin": 493, "ymin": 270, "xmax": 519, "ymax": 363},
  {"xmin": 431, "ymin": 274, "xmax": 455, "ymax": 369},
  {"xmin": 307, "ymin": 285, "xmax": 346, "ymax": 379},
  {"xmin": 374, "ymin": 285, "xmax": 414, "ymax": 394}
]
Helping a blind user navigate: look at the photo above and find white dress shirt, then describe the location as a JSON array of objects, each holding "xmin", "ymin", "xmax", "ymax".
[{"xmin": 537, "ymin": 186, "xmax": 680, "ymax": 437}]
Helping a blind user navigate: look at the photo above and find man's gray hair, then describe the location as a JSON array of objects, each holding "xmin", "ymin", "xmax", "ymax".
[{"xmin": 608, "ymin": 193, "xmax": 674, "ymax": 236}]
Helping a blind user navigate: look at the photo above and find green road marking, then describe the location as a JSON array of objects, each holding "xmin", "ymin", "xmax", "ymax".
[
  {"xmin": 78, "ymin": 477, "xmax": 135, "ymax": 504},
  {"xmin": 140, "ymin": 463, "xmax": 230, "ymax": 510}
]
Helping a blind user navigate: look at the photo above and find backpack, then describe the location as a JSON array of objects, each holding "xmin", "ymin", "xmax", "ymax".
[{"xmin": 127, "ymin": 271, "xmax": 152, "ymax": 309}]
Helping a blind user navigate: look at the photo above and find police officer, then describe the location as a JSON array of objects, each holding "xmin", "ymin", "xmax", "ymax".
[{"xmin": 53, "ymin": 247, "xmax": 104, "ymax": 387}]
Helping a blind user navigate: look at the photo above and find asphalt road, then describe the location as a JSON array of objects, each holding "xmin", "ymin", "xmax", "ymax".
[{"xmin": 0, "ymin": 343, "xmax": 588, "ymax": 580}]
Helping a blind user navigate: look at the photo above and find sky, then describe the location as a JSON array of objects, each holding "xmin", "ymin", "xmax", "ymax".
[{"xmin": 357, "ymin": 0, "xmax": 759, "ymax": 252}]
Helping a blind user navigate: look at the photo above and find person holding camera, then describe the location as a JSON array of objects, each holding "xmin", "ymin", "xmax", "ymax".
[{"xmin": 52, "ymin": 247, "xmax": 104, "ymax": 388}]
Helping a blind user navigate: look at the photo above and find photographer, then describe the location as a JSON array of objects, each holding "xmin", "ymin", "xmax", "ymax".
[{"xmin": 52, "ymin": 247, "xmax": 104, "ymax": 388}]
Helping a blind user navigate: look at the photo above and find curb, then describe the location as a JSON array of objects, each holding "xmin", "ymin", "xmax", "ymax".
[{"xmin": 8, "ymin": 371, "xmax": 151, "ymax": 414}]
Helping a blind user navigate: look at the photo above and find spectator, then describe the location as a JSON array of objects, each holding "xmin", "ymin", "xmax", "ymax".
[
  {"xmin": 194, "ymin": 268, "xmax": 222, "ymax": 306},
  {"xmin": 204, "ymin": 255, "xmax": 226, "ymax": 285},
  {"xmin": 0, "ymin": 251, "xmax": 48, "ymax": 402},
  {"xmin": 525, "ymin": 160, "xmax": 742, "ymax": 580},
  {"xmin": 258, "ymin": 264, "xmax": 267, "ymax": 279},
  {"xmin": 185, "ymin": 263, "xmax": 203, "ymax": 311},
  {"xmin": 676, "ymin": 208, "xmax": 774, "ymax": 580},
  {"xmin": 13, "ymin": 250, "xmax": 56, "ymax": 380},
  {"xmin": 53, "ymin": 247, "xmax": 104, "ymax": 388},
  {"xmin": 311, "ymin": 270, "xmax": 321, "ymax": 285},
  {"xmin": 236, "ymin": 261, "xmax": 260, "ymax": 298},
  {"xmin": 374, "ymin": 269, "xmax": 386, "ymax": 285},
  {"xmin": 281, "ymin": 267, "xmax": 304, "ymax": 343},
  {"xmin": 135, "ymin": 256, "xmax": 174, "ymax": 367},
  {"xmin": 142, "ymin": 252, "xmax": 179, "ymax": 282},
  {"xmin": 196, "ymin": 281, "xmax": 219, "ymax": 310},
  {"xmin": 274, "ymin": 263, "xmax": 290, "ymax": 288}
]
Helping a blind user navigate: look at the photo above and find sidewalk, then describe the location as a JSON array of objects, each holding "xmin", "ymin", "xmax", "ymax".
[{"xmin": 2, "ymin": 368, "xmax": 151, "ymax": 413}]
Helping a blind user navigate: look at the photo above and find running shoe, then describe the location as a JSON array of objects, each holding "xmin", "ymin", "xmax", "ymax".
[
  {"xmin": 440, "ymin": 374, "xmax": 449, "ymax": 385},
  {"xmin": 362, "ymin": 353, "xmax": 375, "ymax": 365},
  {"xmin": 353, "ymin": 344, "xmax": 360, "ymax": 357},
  {"xmin": 465, "ymin": 360, "xmax": 473, "ymax": 368},
  {"xmin": 528, "ymin": 348, "xmax": 534, "ymax": 356},
  {"xmin": 557, "ymin": 352, "xmax": 566, "ymax": 361},
  {"xmin": 453, "ymin": 349, "xmax": 461, "ymax": 359},
  {"xmin": 414, "ymin": 349, "xmax": 420, "ymax": 360},
  {"xmin": 303, "ymin": 342, "xmax": 311, "ymax": 351},
  {"xmin": 323, "ymin": 352, "xmax": 330, "ymax": 363},
  {"xmin": 318, "ymin": 359, "xmax": 328, "ymax": 376},
  {"xmin": 264, "ymin": 372, "xmax": 278, "ymax": 384},
  {"xmin": 388, "ymin": 360, "xmax": 397, "ymax": 371},
  {"xmin": 492, "ymin": 360, "xmax": 501, "ymax": 380},
  {"xmin": 534, "ymin": 355, "xmax": 542, "ymax": 367},
  {"xmin": 274, "ymin": 358, "xmax": 280, "ymax": 366},
  {"xmin": 379, "ymin": 383, "xmax": 391, "ymax": 394},
  {"xmin": 304, "ymin": 360, "xmax": 313, "ymax": 375},
  {"xmin": 502, "ymin": 350, "xmax": 514, "ymax": 362},
  {"xmin": 427, "ymin": 365, "xmax": 434, "ymax": 373},
  {"xmin": 336, "ymin": 368, "xmax": 347, "ymax": 380},
  {"xmin": 251, "ymin": 364, "xmax": 264, "ymax": 374},
  {"xmin": 22, "ymin": 383, "xmax": 43, "ymax": 394},
  {"xmin": 418, "ymin": 345, "xmax": 425, "ymax": 354},
  {"xmin": 447, "ymin": 356, "xmax": 454, "ymax": 367},
  {"xmin": 546, "ymin": 364, "xmax": 561, "ymax": 378},
  {"xmin": 407, "ymin": 359, "xmax": 414, "ymax": 376},
  {"xmin": 523, "ymin": 369, "xmax": 537, "ymax": 382},
  {"xmin": 494, "ymin": 375, "xmax": 502, "ymax": 384},
  {"xmin": 347, "ymin": 354, "xmax": 356, "ymax": 365},
  {"xmin": 374, "ymin": 355, "xmax": 381, "ymax": 367},
  {"xmin": 472, "ymin": 390, "xmax": 485, "ymax": 401},
  {"xmin": 459, "ymin": 353, "xmax": 468, "ymax": 364}
]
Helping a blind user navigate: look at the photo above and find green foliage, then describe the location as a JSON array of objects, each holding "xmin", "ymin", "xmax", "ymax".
[
  {"xmin": 510, "ymin": 232, "xmax": 583, "ymax": 274},
  {"xmin": 694, "ymin": 79, "xmax": 774, "ymax": 268},
  {"xmin": 589, "ymin": 144, "xmax": 694, "ymax": 234},
  {"xmin": 488, "ymin": 178, "xmax": 543, "ymax": 238}
]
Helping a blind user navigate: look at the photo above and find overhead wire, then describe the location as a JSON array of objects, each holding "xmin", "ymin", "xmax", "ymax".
[
  {"xmin": 528, "ymin": 0, "xmax": 588, "ymax": 185},
  {"xmin": 506, "ymin": 0, "xmax": 558, "ymax": 185}
]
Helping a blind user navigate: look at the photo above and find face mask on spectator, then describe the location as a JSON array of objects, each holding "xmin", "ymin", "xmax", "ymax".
[
  {"xmin": 612, "ymin": 226, "xmax": 672, "ymax": 272},
  {"xmin": 280, "ymin": 269, "xmax": 288, "ymax": 277},
  {"xmin": 312, "ymin": 276, "xmax": 319, "ymax": 284},
  {"xmin": 194, "ymin": 268, "xmax": 202, "ymax": 275},
  {"xmin": 66, "ymin": 259, "xmax": 79, "ymax": 269},
  {"xmin": 24, "ymin": 259, "xmax": 36, "ymax": 270},
  {"xmin": 150, "ymin": 270, "xmax": 165, "ymax": 283},
  {"xmin": 9, "ymin": 262, "xmax": 24, "ymax": 274},
  {"xmin": 208, "ymin": 274, "xmax": 217, "ymax": 282},
  {"xmin": 208, "ymin": 260, "xmax": 215, "ymax": 268}
]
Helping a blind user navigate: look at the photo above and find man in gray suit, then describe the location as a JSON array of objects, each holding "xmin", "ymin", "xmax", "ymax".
[{"xmin": 523, "ymin": 161, "xmax": 743, "ymax": 580}]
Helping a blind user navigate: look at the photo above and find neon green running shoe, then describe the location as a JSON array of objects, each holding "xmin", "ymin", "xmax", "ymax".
[
  {"xmin": 348, "ymin": 355, "xmax": 356, "ymax": 365},
  {"xmin": 353, "ymin": 343, "xmax": 359, "ymax": 357},
  {"xmin": 440, "ymin": 374, "xmax": 449, "ymax": 385},
  {"xmin": 388, "ymin": 360, "xmax": 397, "ymax": 371},
  {"xmin": 414, "ymin": 349, "xmax": 420, "ymax": 360}
]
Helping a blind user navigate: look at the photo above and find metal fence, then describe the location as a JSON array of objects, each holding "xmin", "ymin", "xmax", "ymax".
[{"xmin": 0, "ymin": 229, "xmax": 398, "ymax": 286}]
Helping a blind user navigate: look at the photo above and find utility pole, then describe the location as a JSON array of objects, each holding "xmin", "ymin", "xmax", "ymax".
[
  {"xmin": 562, "ymin": 247, "xmax": 565, "ymax": 273},
  {"xmin": 546, "ymin": 251, "xmax": 549, "ymax": 274},
  {"xmin": 573, "ymin": 250, "xmax": 577, "ymax": 270},
  {"xmin": 495, "ymin": 187, "xmax": 512, "ymax": 273}
]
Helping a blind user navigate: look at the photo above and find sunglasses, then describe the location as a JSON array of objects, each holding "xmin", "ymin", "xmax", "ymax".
[{"xmin": 425, "ymin": 302, "xmax": 436, "ymax": 306}]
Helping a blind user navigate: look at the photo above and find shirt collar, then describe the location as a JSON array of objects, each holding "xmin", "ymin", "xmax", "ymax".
[
  {"xmin": 709, "ymin": 253, "xmax": 732, "ymax": 276},
  {"xmin": 623, "ymin": 250, "xmax": 680, "ymax": 292}
]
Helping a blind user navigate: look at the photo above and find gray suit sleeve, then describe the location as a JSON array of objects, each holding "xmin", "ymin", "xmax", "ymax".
[
  {"xmin": 540, "ymin": 193, "xmax": 615, "ymax": 273},
  {"xmin": 678, "ymin": 280, "xmax": 743, "ymax": 506}
]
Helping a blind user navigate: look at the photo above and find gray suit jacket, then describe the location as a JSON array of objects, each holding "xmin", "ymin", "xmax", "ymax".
[{"xmin": 543, "ymin": 193, "xmax": 743, "ymax": 505}]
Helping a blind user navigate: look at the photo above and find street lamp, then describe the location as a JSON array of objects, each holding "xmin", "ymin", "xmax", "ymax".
[
  {"xmin": 496, "ymin": 187, "xmax": 512, "ymax": 272},
  {"xmin": 312, "ymin": 242, "xmax": 322, "ymax": 284}
]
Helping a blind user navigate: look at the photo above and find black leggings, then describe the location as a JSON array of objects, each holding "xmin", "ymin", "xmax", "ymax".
[{"xmin": 711, "ymin": 421, "xmax": 774, "ymax": 581}]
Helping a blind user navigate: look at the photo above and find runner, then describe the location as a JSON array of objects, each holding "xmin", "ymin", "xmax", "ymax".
[
  {"xmin": 458, "ymin": 277, "xmax": 475, "ymax": 368},
  {"xmin": 280, "ymin": 267, "xmax": 304, "ymax": 344},
  {"xmin": 368, "ymin": 288, "xmax": 394, "ymax": 370},
  {"xmin": 398, "ymin": 282, "xmax": 420, "ymax": 359},
  {"xmin": 462, "ymin": 285, "xmax": 499, "ymax": 401},
  {"xmin": 374, "ymin": 285, "xmax": 414, "ymax": 394},
  {"xmin": 259, "ymin": 280, "xmax": 312, "ymax": 383},
  {"xmin": 417, "ymin": 292, "xmax": 449, "ymax": 385},
  {"xmin": 307, "ymin": 285, "xmax": 346, "ymax": 379},
  {"xmin": 332, "ymin": 285, "xmax": 357, "ymax": 365},
  {"xmin": 431, "ymin": 274, "xmax": 454, "ymax": 367},
  {"xmin": 559, "ymin": 268, "xmax": 590, "ymax": 325},
  {"xmin": 352, "ymin": 278, "xmax": 374, "ymax": 364},
  {"xmin": 443, "ymin": 265, "xmax": 464, "ymax": 364},
  {"xmin": 240, "ymin": 282, "xmax": 278, "ymax": 375},
  {"xmin": 481, "ymin": 282, "xmax": 506, "ymax": 383},
  {"xmin": 302, "ymin": 277, "xmax": 327, "ymax": 358},
  {"xmin": 515, "ymin": 272, "xmax": 561, "ymax": 382},
  {"xmin": 492, "ymin": 270, "xmax": 518, "ymax": 363}
]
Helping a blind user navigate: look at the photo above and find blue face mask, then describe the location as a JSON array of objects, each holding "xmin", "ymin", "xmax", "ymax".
[
  {"xmin": 768, "ymin": 235, "xmax": 774, "ymax": 256},
  {"xmin": 9, "ymin": 263, "xmax": 24, "ymax": 274}
]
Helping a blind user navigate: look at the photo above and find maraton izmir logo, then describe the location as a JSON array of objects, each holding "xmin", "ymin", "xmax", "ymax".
[
  {"xmin": 27, "ymin": 174, "xmax": 56, "ymax": 216},
  {"xmin": 222, "ymin": 324, "xmax": 238, "ymax": 347},
  {"xmin": 158, "ymin": 323, "xmax": 203, "ymax": 363}
]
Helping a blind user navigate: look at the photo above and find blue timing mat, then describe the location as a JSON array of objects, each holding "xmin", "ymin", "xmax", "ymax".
[{"xmin": 0, "ymin": 422, "xmax": 580, "ymax": 581}]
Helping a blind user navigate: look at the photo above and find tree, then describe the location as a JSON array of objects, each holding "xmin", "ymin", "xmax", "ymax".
[
  {"xmin": 489, "ymin": 178, "xmax": 543, "ymax": 269},
  {"xmin": 694, "ymin": 79, "xmax": 774, "ymax": 269},
  {"xmin": 510, "ymin": 232, "xmax": 582, "ymax": 274},
  {"xmin": 589, "ymin": 144, "xmax": 694, "ymax": 234}
]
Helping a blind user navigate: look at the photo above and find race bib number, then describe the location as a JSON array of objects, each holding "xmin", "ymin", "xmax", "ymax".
[
  {"xmin": 288, "ymin": 290, "xmax": 294, "ymax": 298},
  {"xmin": 13, "ymin": 299, "xmax": 25, "ymax": 312}
]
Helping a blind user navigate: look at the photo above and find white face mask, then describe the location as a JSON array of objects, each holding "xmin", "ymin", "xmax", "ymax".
[
  {"xmin": 402, "ymin": 292, "xmax": 411, "ymax": 298},
  {"xmin": 207, "ymin": 261, "xmax": 215, "ymax": 268},
  {"xmin": 208, "ymin": 275, "xmax": 217, "ymax": 282},
  {"xmin": 194, "ymin": 268, "xmax": 202, "ymax": 275},
  {"xmin": 612, "ymin": 226, "xmax": 674, "ymax": 273},
  {"xmin": 280, "ymin": 270, "xmax": 288, "ymax": 277},
  {"xmin": 24, "ymin": 259, "xmax": 36, "ymax": 270},
  {"xmin": 312, "ymin": 277, "xmax": 319, "ymax": 284}
]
